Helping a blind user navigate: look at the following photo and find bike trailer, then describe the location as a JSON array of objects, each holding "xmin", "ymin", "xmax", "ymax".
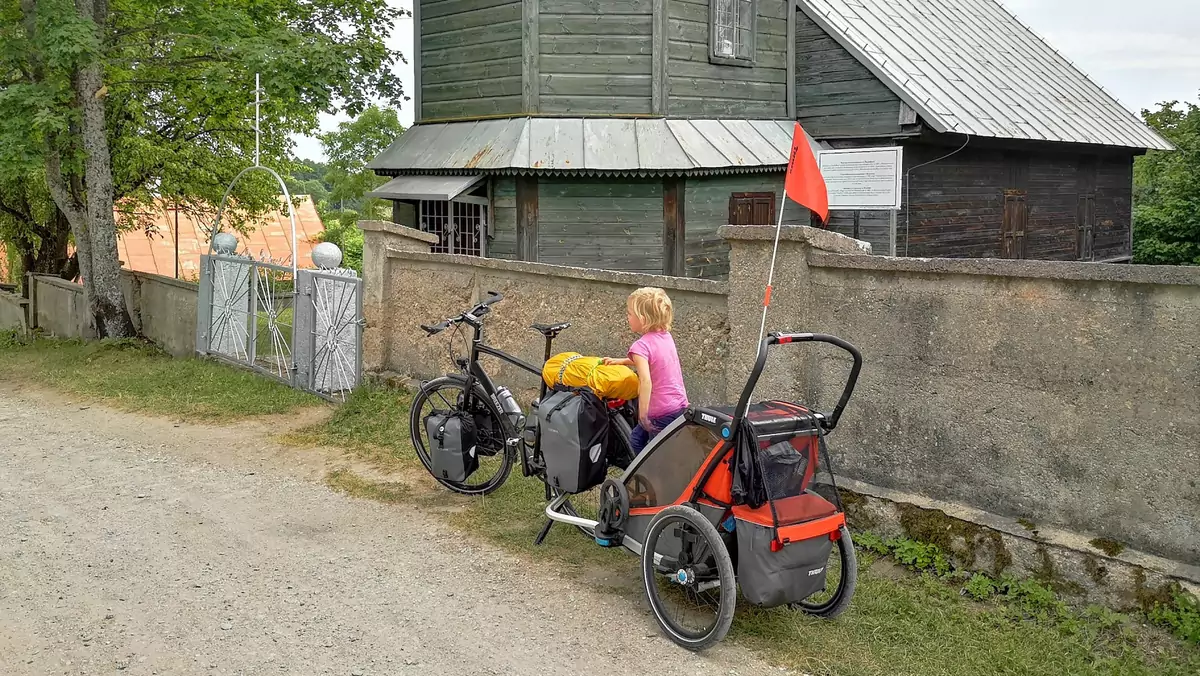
[
  {"xmin": 423, "ymin": 410, "xmax": 479, "ymax": 483},
  {"xmin": 536, "ymin": 387, "xmax": 610, "ymax": 494},
  {"xmin": 728, "ymin": 401, "xmax": 845, "ymax": 608}
]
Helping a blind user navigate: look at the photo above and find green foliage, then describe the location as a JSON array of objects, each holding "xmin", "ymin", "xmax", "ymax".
[
  {"xmin": 1149, "ymin": 588, "xmax": 1200, "ymax": 644},
  {"xmin": 889, "ymin": 537, "xmax": 952, "ymax": 576},
  {"xmin": 1134, "ymin": 99, "xmax": 1200, "ymax": 265},
  {"xmin": 319, "ymin": 105, "xmax": 404, "ymax": 209},
  {"xmin": 963, "ymin": 573, "xmax": 1000, "ymax": 601},
  {"xmin": 314, "ymin": 209, "xmax": 365, "ymax": 273},
  {"xmin": 0, "ymin": 0, "xmax": 409, "ymax": 264},
  {"xmin": 853, "ymin": 531, "xmax": 890, "ymax": 556}
]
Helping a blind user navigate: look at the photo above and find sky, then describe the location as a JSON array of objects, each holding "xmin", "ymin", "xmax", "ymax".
[{"xmin": 290, "ymin": 0, "xmax": 1200, "ymax": 161}]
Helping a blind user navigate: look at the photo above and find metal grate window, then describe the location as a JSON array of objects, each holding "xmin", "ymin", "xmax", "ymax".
[
  {"xmin": 711, "ymin": 0, "xmax": 755, "ymax": 63},
  {"xmin": 419, "ymin": 200, "xmax": 487, "ymax": 256}
]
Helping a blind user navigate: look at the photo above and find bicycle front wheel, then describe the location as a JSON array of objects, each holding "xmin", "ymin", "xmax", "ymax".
[{"xmin": 409, "ymin": 376, "xmax": 513, "ymax": 496}]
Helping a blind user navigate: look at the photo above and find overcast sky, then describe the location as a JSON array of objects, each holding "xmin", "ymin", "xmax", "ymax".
[{"xmin": 290, "ymin": 0, "xmax": 1200, "ymax": 161}]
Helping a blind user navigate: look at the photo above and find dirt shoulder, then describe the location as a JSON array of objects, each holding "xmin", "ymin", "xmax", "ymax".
[{"xmin": 0, "ymin": 386, "xmax": 784, "ymax": 676}]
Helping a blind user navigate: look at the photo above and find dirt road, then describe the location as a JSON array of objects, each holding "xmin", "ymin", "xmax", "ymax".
[{"xmin": 0, "ymin": 387, "xmax": 786, "ymax": 676}]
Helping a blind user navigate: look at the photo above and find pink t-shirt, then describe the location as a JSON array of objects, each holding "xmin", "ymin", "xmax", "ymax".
[{"xmin": 628, "ymin": 330, "xmax": 690, "ymax": 419}]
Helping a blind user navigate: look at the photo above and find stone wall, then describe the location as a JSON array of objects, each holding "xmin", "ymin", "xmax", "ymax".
[
  {"xmin": 722, "ymin": 225, "xmax": 1200, "ymax": 567},
  {"xmin": 363, "ymin": 220, "xmax": 728, "ymax": 406},
  {"xmin": 362, "ymin": 219, "xmax": 1200, "ymax": 579}
]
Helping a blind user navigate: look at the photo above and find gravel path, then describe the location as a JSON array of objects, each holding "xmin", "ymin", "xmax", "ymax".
[{"xmin": 0, "ymin": 386, "xmax": 786, "ymax": 676}]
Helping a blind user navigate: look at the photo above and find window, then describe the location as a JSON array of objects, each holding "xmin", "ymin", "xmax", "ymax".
[
  {"xmin": 626, "ymin": 424, "xmax": 721, "ymax": 509},
  {"xmin": 728, "ymin": 192, "xmax": 776, "ymax": 225},
  {"xmin": 711, "ymin": 0, "xmax": 756, "ymax": 65},
  {"xmin": 419, "ymin": 200, "xmax": 488, "ymax": 256}
]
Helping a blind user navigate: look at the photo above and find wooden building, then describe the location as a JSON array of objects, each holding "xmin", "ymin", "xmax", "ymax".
[{"xmin": 368, "ymin": 0, "xmax": 1171, "ymax": 277}]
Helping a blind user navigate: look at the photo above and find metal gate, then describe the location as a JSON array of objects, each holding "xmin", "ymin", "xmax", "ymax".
[{"xmin": 196, "ymin": 253, "xmax": 363, "ymax": 401}]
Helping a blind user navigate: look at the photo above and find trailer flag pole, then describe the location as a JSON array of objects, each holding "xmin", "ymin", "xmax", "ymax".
[{"xmin": 756, "ymin": 122, "xmax": 829, "ymax": 347}]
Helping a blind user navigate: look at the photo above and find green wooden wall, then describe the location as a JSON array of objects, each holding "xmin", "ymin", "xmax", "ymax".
[
  {"xmin": 537, "ymin": 178, "xmax": 664, "ymax": 273},
  {"xmin": 667, "ymin": 0, "xmax": 789, "ymax": 118},
  {"xmin": 794, "ymin": 9, "xmax": 904, "ymax": 138},
  {"xmin": 421, "ymin": 0, "xmax": 525, "ymax": 120},
  {"xmin": 538, "ymin": 0, "xmax": 655, "ymax": 115},
  {"xmin": 490, "ymin": 177, "xmax": 519, "ymax": 259},
  {"xmin": 684, "ymin": 173, "xmax": 785, "ymax": 279}
]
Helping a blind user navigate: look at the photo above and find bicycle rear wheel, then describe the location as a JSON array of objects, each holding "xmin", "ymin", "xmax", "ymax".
[{"xmin": 410, "ymin": 376, "xmax": 513, "ymax": 496}]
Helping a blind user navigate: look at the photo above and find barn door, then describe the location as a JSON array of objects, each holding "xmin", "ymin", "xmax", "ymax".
[
  {"xmin": 1076, "ymin": 193, "xmax": 1096, "ymax": 260},
  {"xmin": 1001, "ymin": 191, "xmax": 1028, "ymax": 259}
]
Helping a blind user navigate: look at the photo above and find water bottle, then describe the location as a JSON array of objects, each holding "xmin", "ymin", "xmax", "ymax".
[{"xmin": 495, "ymin": 386, "xmax": 524, "ymax": 430}]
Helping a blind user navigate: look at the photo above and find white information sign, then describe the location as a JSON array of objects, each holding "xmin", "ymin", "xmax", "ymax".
[{"xmin": 817, "ymin": 147, "xmax": 904, "ymax": 210}]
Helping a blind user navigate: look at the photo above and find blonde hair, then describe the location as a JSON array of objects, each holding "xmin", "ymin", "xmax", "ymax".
[{"xmin": 627, "ymin": 287, "xmax": 674, "ymax": 332}]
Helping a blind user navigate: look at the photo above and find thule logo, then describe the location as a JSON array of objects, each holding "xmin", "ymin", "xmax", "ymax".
[
  {"xmin": 700, "ymin": 413, "xmax": 717, "ymax": 424},
  {"xmin": 808, "ymin": 567, "xmax": 825, "ymax": 576}
]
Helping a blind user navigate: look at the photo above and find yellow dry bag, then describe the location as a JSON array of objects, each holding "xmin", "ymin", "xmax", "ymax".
[{"xmin": 542, "ymin": 352, "xmax": 639, "ymax": 401}]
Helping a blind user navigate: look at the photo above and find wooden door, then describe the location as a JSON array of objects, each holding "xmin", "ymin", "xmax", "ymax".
[{"xmin": 1001, "ymin": 191, "xmax": 1028, "ymax": 259}]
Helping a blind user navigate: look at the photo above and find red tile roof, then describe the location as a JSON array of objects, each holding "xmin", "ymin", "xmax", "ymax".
[
  {"xmin": 116, "ymin": 197, "xmax": 326, "ymax": 279},
  {"xmin": 1, "ymin": 197, "xmax": 326, "ymax": 283}
]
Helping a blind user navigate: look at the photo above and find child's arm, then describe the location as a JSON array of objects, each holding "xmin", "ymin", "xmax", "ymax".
[
  {"xmin": 602, "ymin": 357, "xmax": 633, "ymax": 366},
  {"xmin": 631, "ymin": 354, "xmax": 653, "ymax": 429}
]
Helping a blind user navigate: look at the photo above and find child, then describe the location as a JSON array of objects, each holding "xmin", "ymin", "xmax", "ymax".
[{"xmin": 604, "ymin": 287, "xmax": 690, "ymax": 454}]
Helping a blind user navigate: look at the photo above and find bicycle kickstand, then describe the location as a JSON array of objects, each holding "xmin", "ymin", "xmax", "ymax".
[{"xmin": 533, "ymin": 518, "xmax": 555, "ymax": 546}]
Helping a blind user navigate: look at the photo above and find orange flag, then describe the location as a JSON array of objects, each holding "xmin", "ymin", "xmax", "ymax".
[{"xmin": 784, "ymin": 122, "xmax": 829, "ymax": 224}]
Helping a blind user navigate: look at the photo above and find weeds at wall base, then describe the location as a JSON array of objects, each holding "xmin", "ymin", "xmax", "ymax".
[{"xmin": 853, "ymin": 528, "xmax": 1200, "ymax": 646}]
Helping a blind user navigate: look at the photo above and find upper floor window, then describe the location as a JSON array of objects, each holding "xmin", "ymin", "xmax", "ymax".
[{"xmin": 710, "ymin": 0, "xmax": 756, "ymax": 66}]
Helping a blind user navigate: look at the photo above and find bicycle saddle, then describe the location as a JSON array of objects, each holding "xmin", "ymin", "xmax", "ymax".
[{"xmin": 531, "ymin": 322, "xmax": 571, "ymax": 337}]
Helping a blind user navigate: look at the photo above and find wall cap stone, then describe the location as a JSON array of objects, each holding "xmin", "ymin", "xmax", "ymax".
[
  {"xmin": 122, "ymin": 269, "xmax": 200, "ymax": 292},
  {"xmin": 718, "ymin": 224, "xmax": 872, "ymax": 255},
  {"xmin": 811, "ymin": 250, "xmax": 1200, "ymax": 286},
  {"xmin": 357, "ymin": 220, "xmax": 440, "ymax": 245},
  {"xmin": 385, "ymin": 249, "xmax": 728, "ymax": 296}
]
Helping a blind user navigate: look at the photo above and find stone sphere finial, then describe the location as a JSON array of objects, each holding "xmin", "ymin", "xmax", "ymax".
[
  {"xmin": 312, "ymin": 242, "xmax": 343, "ymax": 270},
  {"xmin": 212, "ymin": 232, "xmax": 239, "ymax": 255}
]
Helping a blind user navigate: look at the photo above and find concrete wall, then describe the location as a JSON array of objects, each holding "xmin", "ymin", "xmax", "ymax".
[
  {"xmin": 0, "ymin": 285, "xmax": 28, "ymax": 333},
  {"xmin": 31, "ymin": 275, "xmax": 93, "ymax": 339},
  {"xmin": 25, "ymin": 271, "xmax": 199, "ymax": 355},
  {"xmin": 361, "ymin": 220, "xmax": 728, "ymax": 406},
  {"xmin": 722, "ymin": 225, "xmax": 1200, "ymax": 566},
  {"xmin": 121, "ymin": 271, "xmax": 200, "ymax": 357},
  {"xmin": 361, "ymin": 218, "xmax": 1200, "ymax": 572}
]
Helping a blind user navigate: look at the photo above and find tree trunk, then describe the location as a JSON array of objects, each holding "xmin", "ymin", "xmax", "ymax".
[
  {"xmin": 74, "ymin": 0, "xmax": 135, "ymax": 338},
  {"xmin": 13, "ymin": 207, "xmax": 74, "ymax": 280}
]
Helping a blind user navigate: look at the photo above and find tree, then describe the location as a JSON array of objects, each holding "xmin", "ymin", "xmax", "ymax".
[
  {"xmin": 1, "ymin": 0, "xmax": 408, "ymax": 336},
  {"xmin": 320, "ymin": 105, "xmax": 404, "ymax": 212},
  {"xmin": 1134, "ymin": 100, "xmax": 1200, "ymax": 266},
  {"xmin": 309, "ymin": 106, "xmax": 404, "ymax": 273}
]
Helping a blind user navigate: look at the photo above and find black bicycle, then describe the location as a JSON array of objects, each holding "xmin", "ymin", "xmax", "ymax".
[{"xmin": 412, "ymin": 292, "xmax": 637, "ymax": 515}]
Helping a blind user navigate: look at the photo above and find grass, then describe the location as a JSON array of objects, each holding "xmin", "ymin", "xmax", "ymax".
[
  {"xmin": 3, "ymin": 335, "xmax": 1197, "ymax": 675},
  {"xmin": 291, "ymin": 384, "xmax": 1200, "ymax": 676},
  {"xmin": 0, "ymin": 330, "xmax": 317, "ymax": 420}
]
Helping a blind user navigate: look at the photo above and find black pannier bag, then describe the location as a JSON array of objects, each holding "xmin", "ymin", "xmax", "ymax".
[
  {"xmin": 424, "ymin": 410, "xmax": 479, "ymax": 483},
  {"xmin": 536, "ymin": 387, "xmax": 609, "ymax": 494},
  {"xmin": 735, "ymin": 518, "xmax": 833, "ymax": 608}
]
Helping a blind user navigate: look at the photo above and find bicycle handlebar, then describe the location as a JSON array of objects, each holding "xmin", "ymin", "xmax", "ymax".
[
  {"xmin": 731, "ymin": 332, "xmax": 863, "ymax": 433},
  {"xmin": 420, "ymin": 291, "xmax": 505, "ymax": 336}
]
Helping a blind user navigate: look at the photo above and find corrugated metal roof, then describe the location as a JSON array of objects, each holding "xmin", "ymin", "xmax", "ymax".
[
  {"xmin": 367, "ymin": 118, "xmax": 829, "ymax": 175},
  {"xmin": 798, "ymin": 0, "xmax": 1173, "ymax": 151},
  {"xmin": 365, "ymin": 175, "xmax": 483, "ymax": 201}
]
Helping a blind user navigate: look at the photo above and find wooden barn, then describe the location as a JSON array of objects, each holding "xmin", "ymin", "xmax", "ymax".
[{"xmin": 367, "ymin": 0, "xmax": 1171, "ymax": 277}]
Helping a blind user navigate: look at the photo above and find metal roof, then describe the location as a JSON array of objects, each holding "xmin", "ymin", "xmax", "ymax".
[
  {"xmin": 365, "ymin": 175, "xmax": 483, "ymax": 201},
  {"xmin": 367, "ymin": 117, "xmax": 829, "ymax": 175},
  {"xmin": 798, "ymin": 0, "xmax": 1173, "ymax": 151}
]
